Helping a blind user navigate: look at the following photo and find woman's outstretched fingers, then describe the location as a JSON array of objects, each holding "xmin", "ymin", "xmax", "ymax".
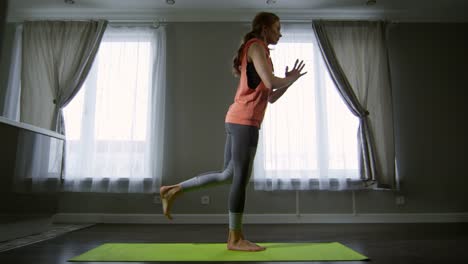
[
  {"xmin": 296, "ymin": 60, "xmax": 307, "ymax": 76},
  {"xmin": 299, "ymin": 62, "xmax": 305, "ymax": 72},
  {"xmin": 297, "ymin": 60, "xmax": 304, "ymax": 70},
  {"xmin": 293, "ymin": 59, "xmax": 299, "ymax": 69}
]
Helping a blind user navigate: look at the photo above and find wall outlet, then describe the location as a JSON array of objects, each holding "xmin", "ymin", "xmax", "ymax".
[
  {"xmin": 395, "ymin": 195, "xmax": 405, "ymax": 206},
  {"xmin": 153, "ymin": 195, "xmax": 161, "ymax": 204},
  {"xmin": 201, "ymin": 195, "xmax": 210, "ymax": 205}
]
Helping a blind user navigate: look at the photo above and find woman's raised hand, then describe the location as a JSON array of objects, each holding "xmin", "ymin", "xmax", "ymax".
[{"xmin": 285, "ymin": 59, "xmax": 307, "ymax": 81}]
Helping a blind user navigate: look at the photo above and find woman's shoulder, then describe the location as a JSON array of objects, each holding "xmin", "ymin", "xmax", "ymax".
[
  {"xmin": 245, "ymin": 38, "xmax": 268, "ymax": 53},
  {"xmin": 246, "ymin": 38, "xmax": 267, "ymax": 47}
]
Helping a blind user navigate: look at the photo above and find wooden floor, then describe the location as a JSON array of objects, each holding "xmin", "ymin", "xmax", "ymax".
[{"xmin": 0, "ymin": 223, "xmax": 467, "ymax": 263}]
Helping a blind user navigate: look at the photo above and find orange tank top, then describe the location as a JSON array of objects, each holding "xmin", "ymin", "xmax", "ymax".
[{"xmin": 225, "ymin": 38, "xmax": 272, "ymax": 128}]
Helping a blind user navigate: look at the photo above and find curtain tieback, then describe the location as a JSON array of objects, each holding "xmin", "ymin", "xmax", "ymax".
[{"xmin": 360, "ymin": 110, "xmax": 370, "ymax": 117}]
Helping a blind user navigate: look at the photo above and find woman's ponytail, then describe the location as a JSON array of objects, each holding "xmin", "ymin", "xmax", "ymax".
[{"xmin": 232, "ymin": 31, "xmax": 257, "ymax": 77}]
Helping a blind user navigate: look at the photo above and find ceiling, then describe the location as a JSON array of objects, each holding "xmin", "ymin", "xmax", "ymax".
[{"xmin": 7, "ymin": 0, "xmax": 468, "ymax": 22}]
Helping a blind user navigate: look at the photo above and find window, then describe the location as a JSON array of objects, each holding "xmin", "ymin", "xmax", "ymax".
[
  {"xmin": 63, "ymin": 26, "xmax": 166, "ymax": 193},
  {"xmin": 253, "ymin": 24, "xmax": 359, "ymax": 190}
]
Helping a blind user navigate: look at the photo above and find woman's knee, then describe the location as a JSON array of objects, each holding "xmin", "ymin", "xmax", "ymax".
[{"xmin": 221, "ymin": 163, "xmax": 234, "ymax": 183}]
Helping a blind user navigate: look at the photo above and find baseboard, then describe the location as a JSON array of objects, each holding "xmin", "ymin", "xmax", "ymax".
[{"xmin": 52, "ymin": 212, "xmax": 468, "ymax": 224}]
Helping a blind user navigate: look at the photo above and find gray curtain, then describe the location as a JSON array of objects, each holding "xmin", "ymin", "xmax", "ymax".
[
  {"xmin": 312, "ymin": 20, "xmax": 395, "ymax": 189},
  {"xmin": 2, "ymin": 24, "xmax": 22, "ymax": 121},
  {"xmin": 21, "ymin": 20, "xmax": 107, "ymax": 133}
]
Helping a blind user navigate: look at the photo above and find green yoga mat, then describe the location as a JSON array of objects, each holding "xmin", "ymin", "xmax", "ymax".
[{"xmin": 70, "ymin": 242, "xmax": 368, "ymax": 262}]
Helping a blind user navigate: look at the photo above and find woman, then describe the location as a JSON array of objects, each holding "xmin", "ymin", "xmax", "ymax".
[{"xmin": 160, "ymin": 12, "xmax": 306, "ymax": 252}]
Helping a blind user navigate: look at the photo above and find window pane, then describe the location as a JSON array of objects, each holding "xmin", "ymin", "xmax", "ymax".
[
  {"xmin": 325, "ymin": 76, "xmax": 359, "ymax": 171},
  {"xmin": 94, "ymin": 41, "xmax": 151, "ymax": 141},
  {"xmin": 265, "ymin": 42, "xmax": 318, "ymax": 171},
  {"xmin": 63, "ymin": 86, "xmax": 85, "ymax": 140},
  {"xmin": 63, "ymin": 30, "xmax": 154, "ymax": 182},
  {"xmin": 260, "ymin": 34, "xmax": 359, "ymax": 180}
]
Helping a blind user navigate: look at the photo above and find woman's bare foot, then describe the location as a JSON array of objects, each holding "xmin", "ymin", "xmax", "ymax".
[
  {"xmin": 159, "ymin": 185, "xmax": 182, "ymax": 220},
  {"xmin": 227, "ymin": 229, "xmax": 266, "ymax": 252}
]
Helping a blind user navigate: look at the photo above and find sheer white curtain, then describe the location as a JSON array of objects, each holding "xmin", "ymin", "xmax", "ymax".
[
  {"xmin": 13, "ymin": 130, "xmax": 63, "ymax": 193},
  {"xmin": 62, "ymin": 25, "xmax": 166, "ymax": 193},
  {"xmin": 253, "ymin": 23, "xmax": 359, "ymax": 191}
]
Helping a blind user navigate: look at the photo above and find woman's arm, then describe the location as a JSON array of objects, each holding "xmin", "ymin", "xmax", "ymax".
[
  {"xmin": 248, "ymin": 43, "xmax": 306, "ymax": 90},
  {"xmin": 268, "ymin": 61, "xmax": 306, "ymax": 103},
  {"xmin": 268, "ymin": 86, "xmax": 290, "ymax": 103}
]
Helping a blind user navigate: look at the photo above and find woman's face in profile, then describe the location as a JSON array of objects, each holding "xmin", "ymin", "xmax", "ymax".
[{"xmin": 265, "ymin": 21, "xmax": 282, "ymax": 45}]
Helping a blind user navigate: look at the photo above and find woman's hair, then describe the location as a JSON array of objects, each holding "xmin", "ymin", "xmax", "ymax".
[{"xmin": 232, "ymin": 12, "xmax": 280, "ymax": 77}]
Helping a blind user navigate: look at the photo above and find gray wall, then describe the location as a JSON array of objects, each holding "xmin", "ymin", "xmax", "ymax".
[
  {"xmin": 1, "ymin": 21, "xmax": 467, "ymax": 216},
  {"xmin": 387, "ymin": 23, "xmax": 468, "ymax": 212}
]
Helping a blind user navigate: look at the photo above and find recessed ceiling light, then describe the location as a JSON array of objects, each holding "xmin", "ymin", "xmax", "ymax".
[
  {"xmin": 366, "ymin": 0, "xmax": 376, "ymax": 6},
  {"xmin": 166, "ymin": 0, "xmax": 175, "ymax": 5},
  {"xmin": 64, "ymin": 0, "xmax": 75, "ymax": 4},
  {"xmin": 266, "ymin": 0, "xmax": 277, "ymax": 5}
]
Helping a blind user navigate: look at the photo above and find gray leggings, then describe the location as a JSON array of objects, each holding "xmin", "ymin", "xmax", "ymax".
[{"xmin": 179, "ymin": 123, "xmax": 259, "ymax": 213}]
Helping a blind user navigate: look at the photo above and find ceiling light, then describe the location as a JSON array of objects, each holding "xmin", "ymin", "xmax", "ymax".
[
  {"xmin": 166, "ymin": 0, "xmax": 175, "ymax": 5},
  {"xmin": 64, "ymin": 0, "xmax": 75, "ymax": 4},
  {"xmin": 153, "ymin": 19, "xmax": 161, "ymax": 29},
  {"xmin": 266, "ymin": 0, "xmax": 277, "ymax": 5},
  {"xmin": 366, "ymin": 0, "xmax": 376, "ymax": 6}
]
